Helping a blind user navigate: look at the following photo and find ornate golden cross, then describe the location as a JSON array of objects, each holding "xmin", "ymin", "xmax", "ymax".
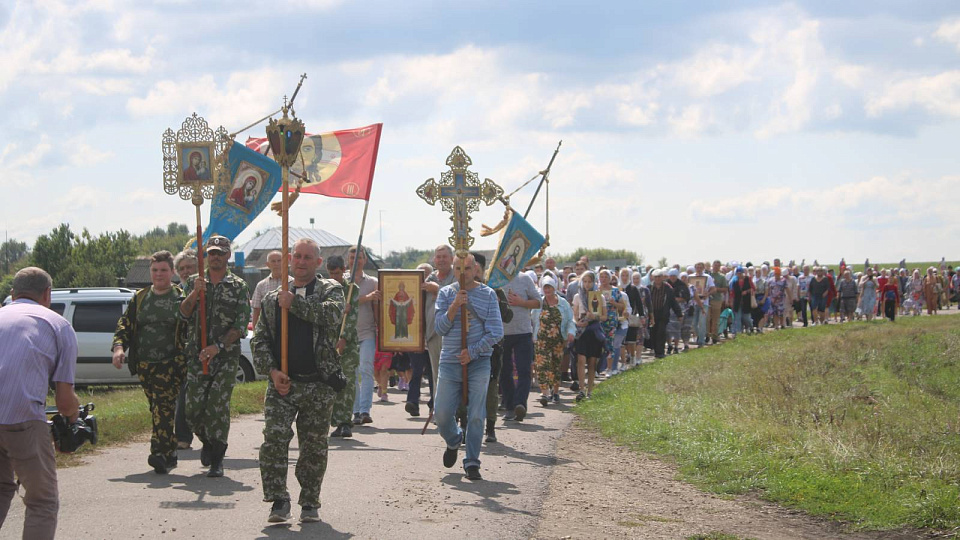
[{"xmin": 416, "ymin": 146, "xmax": 503, "ymax": 255}]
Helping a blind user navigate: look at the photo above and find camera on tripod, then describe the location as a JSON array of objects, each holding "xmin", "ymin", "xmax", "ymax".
[{"xmin": 45, "ymin": 403, "xmax": 99, "ymax": 453}]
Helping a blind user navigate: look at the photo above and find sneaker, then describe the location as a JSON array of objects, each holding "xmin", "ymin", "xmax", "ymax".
[
  {"xmin": 485, "ymin": 420, "xmax": 497, "ymax": 443},
  {"xmin": 360, "ymin": 413, "xmax": 373, "ymax": 424},
  {"xmin": 514, "ymin": 404, "xmax": 526, "ymax": 422},
  {"xmin": 539, "ymin": 395, "xmax": 549, "ymax": 407},
  {"xmin": 379, "ymin": 392, "xmax": 389, "ymax": 403},
  {"xmin": 405, "ymin": 402, "xmax": 420, "ymax": 417},
  {"xmin": 552, "ymin": 393, "xmax": 560, "ymax": 403},
  {"xmin": 339, "ymin": 424, "xmax": 353, "ymax": 438},
  {"xmin": 268, "ymin": 500, "xmax": 291, "ymax": 523},
  {"xmin": 389, "ymin": 375, "xmax": 397, "ymax": 388},
  {"xmin": 443, "ymin": 434, "xmax": 461, "ymax": 468},
  {"xmin": 300, "ymin": 505, "xmax": 320, "ymax": 523},
  {"xmin": 330, "ymin": 425, "xmax": 345, "ymax": 438},
  {"xmin": 465, "ymin": 465, "xmax": 482, "ymax": 481},
  {"xmin": 575, "ymin": 391, "xmax": 586, "ymax": 402},
  {"xmin": 352, "ymin": 413, "xmax": 362, "ymax": 426},
  {"xmin": 502, "ymin": 412, "xmax": 516, "ymax": 421},
  {"xmin": 148, "ymin": 453, "xmax": 168, "ymax": 475},
  {"xmin": 177, "ymin": 441, "xmax": 192, "ymax": 450}
]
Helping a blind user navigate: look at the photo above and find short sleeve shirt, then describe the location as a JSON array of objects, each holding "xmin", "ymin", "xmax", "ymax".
[
  {"xmin": 710, "ymin": 272, "xmax": 728, "ymax": 303},
  {"xmin": 252, "ymin": 275, "xmax": 294, "ymax": 309},
  {"xmin": 501, "ymin": 273, "xmax": 542, "ymax": 336},
  {"xmin": 350, "ymin": 272, "xmax": 378, "ymax": 342},
  {"xmin": 136, "ymin": 289, "xmax": 180, "ymax": 363}
]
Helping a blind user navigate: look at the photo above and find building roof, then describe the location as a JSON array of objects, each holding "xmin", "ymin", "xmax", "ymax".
[{"xmin": 236, "ymin": 227, "xmax": 352, "ymax": 253}]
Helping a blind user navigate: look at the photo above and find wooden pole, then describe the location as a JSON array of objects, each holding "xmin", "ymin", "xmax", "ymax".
[
  {"xmin": 339, "ymin": 198, "xmax": 371, "ymax": 339},
  {"xmin": 280, "ymin": 166, "xmax": 290, "ymax": 375},
  {"xmin": 458, "ymin": 253, "xmax": 469, "ymax": 407},
  {"xmin": 195, "ymin": 203, "xmax": 209, "ymax": 375}
]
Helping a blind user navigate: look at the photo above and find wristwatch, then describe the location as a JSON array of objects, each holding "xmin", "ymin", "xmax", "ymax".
[{"xmin": 216, "ymin": 341, "xmax": 225, "ymax": 352}]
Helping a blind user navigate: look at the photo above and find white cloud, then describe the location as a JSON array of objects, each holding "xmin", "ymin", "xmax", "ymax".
[
  {"xmin": 865, "ymin": 71, "xmax": 960, "ymax": 118},
  {"xmin": 669, "ymin": 105, "xmax": 709, "ymax": 136},
  {"xmin": 672, "ymin": 43, "xmax": 759, "ymax": 97},
  {"xmin": 934, "ymin": 18, "xmax": 960, "ymax": 52},
  {"xmin": 127, "ymin": 69, "xmax": 286, "ymax": 128}
]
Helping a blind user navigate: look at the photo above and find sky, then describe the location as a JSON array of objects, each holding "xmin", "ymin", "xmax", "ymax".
[{"xmin": 2, "ymin": 0, "xmax": 960, "ymax": 266}]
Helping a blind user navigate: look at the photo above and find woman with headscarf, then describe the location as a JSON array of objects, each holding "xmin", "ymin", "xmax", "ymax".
[
  {"xmin": 858, "ymin": 268, "xmax": 878, "ymax": 321},
  {"xmin": 597, "ymin": 269, "xmax": 627, "ymax": 374},
  {"xmin": 879, "ymin": 273, "xmax": 900, "ymax": 322},
  {"xmin": 533, "ymin": 277, "xmax": 575, "ymax": 406},
  {"xmin": 923, "ymin": 267, "xmax": 939, "ymax": 315},
  {"xmin": 730, "ymin": 266, "xmax": 755, "ymax": 335},
  {"xmin": 904, "ymin": 269, "xmax": 924, "ymax": 316},
  {"xmin": 621, "ymin": 269, "xmax": 643, "ymax": 367},
  {"xmin": 572, "ymin": 271, "xmax": 606, "ymax": 401},
  {"xmin": 767, "ymin": 267, "xmax": 788, "ymax": 329}
]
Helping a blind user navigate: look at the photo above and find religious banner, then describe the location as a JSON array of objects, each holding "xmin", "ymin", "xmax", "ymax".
[
  {"xmin": 486, "ymin": 211, "xmax": 546, "ymax": 290},
  {"xmin": 377, "ymin": 270, "xmax": 425, "ymax": 353},
  {"xmin": 246, "ymin": 123, "xmax": 382, "ymax": 200},
  {"xmin": 199, "ymin": 141, "xmax": 282, "ymax": 245}
]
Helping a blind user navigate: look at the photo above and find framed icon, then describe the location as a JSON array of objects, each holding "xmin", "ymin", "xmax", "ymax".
[
  {"xmin": 689, "ymin": 275, "xmax": 709, "ymax": 297},
  {"xmin": 588, "ymin": 290, "xmax": 605, "ymax": 317},
  {"xmin": 378, "ymin": 270, "xmax": 425, "ymax": 352}
]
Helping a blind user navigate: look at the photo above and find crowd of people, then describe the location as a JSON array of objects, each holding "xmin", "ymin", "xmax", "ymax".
[{"xmin": 2, "ymin": 237, "xmax": 956, "ymax": 536}]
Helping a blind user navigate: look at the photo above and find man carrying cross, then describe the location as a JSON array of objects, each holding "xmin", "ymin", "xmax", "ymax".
[{"xmin": 433, "ymin": 253, "xmax": 503, "ymax": 480}]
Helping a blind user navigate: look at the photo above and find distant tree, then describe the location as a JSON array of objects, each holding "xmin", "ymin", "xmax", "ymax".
[
  {"xmin": 549, "ymin": 248, "xmax": 644, "ymax": 266},
  {"xmin": 136, "ymin": 223, "xmax": 192, "ymax": 255},
  {"xmin": 30, "ymin": 224, "xmax": 137, "ymax": 288},
  {"xmin": 657, "ymin": 257, "xmax": 668, "ymax": 268},
  {"xmin": 31, "ymin": 224, "xmax": 75, "ymax": 283},
  {"xmin": 0, "ymin": 239, "xmax": 28, "ymax": 274},
  {"xmin": 383, "ymin": 247, "xmax": 433, "ymax": 269}
]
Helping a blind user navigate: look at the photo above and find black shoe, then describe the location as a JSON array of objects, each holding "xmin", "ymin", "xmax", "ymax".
[
  {"xmin": 200, "ymin": 443, "xmax": 211, "ymax": 466},
  {"xmin": 405, "ymin": 402, "xmax": 420, "ymax": 417},
  {"xmin": 148, "ymin": 453, "xmax": 168, "ymax": 475},
  {"xmin": 539, "ymin": 395, "xmax": 549, "ymax": 407},
  {"xmin": 485, "ymin": 420, "xmax": 497, "ymax": 443},
  {"xmin": 560, "ymin": 373, "xmax": 571, "ymax": 382},
  {"xmin": 352, "ymin": 413, "xmax": 362, "ymax": 426},
  {"xmin": 514, "ymin": 404, "xmax": 526, "ymax": 422},
  {"xmin": 465, "ymin": 466, "xmax": 482, "ymax": 481},
  {"xmin": 443, "ymin": 434, "xmax": 461, "ymax": 468},
  {"xmin": 576, "ymin": 391, "xmax": 586, "ymax": 402},
  {"xmin": 570, "ymin": 381, "xmax": 580, "ymax": 393},
  {"xmin": 502, "ymin": 412, "xmax": 516, "ymax": 421},
  {"xmin": 165, "ymin": 455, "xmax": 178, "ymax": 472},
  {"xmin": 340, "ymin": 424, "xmax": 352, "ymax": 438},
  {"xmin": 207, "ymin": 442, "xmax": 226, "ymax": 478},
  {"xmin": 268, "ymin": 500, "xmax": 291, "ymax": 523},
  {"xmin": 388, "ymin": 375, "xmax": 397, "ymax": 388},
  {"xmin": 552, "ymin": 393, "xmax": 560, "ymax": 403},
  {"xmin": 360, "ymin": 413, "xmax": 373, "ymax": 424},
  {"xmin": 330, "ymin": 425, "xmax": 345, "ymax": 438}
]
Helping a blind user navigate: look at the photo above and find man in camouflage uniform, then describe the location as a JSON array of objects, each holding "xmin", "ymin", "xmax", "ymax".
[
  {"xmin": 178, "ymin": 235, "xmax": 251, "ymax": 478},
  {"xmin": 325, "ymin": 255, "xmax": 359, "ymax": 438},
  {"xmin": 111, "ymin": 250, "xmax": 185, "ymax": 474},
  {"xmin": 252, "ymin": 238, "xmax": 345, "ymax": 524}
]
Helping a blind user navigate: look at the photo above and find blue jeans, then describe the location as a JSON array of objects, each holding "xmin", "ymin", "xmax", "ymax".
[
  {"xmin": 733, "ymin": 307, "xmax": 753, "ymax": 335},
  {"xmin": 352, "ymin": 338, "xmax": 376, "ymax": 414},
  {"xmin": 611, "ymin": 326, "xmax": 627, "ymax": 371},
  {"xmin": 405, "ymin": 351, "xmax": 433, "ymax": 409},
  {"xmin": 498, "ymin": 333, "xmax": 533, "ymax": 411},
  {"xmin": 435, "ymin": 359, "xmax": 491, "ymax": 470},
  {"xmin": 692, "ymin": 306, "xmax": 707, "ymax": 345}
]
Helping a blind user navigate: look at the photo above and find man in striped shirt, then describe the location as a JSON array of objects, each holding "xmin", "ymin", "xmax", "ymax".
[
  {"xmin": 434, "ymin": 253, "xmax": 504, "ymax": 481},
  {"xmin": 0, "ymin": 267, "xmax": 80, "ymax": 540}
]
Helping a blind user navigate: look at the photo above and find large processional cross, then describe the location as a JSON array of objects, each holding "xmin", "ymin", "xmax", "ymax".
[{"xmin": 416, "ymin": 146, "xmax": 503, "ymax": 410}]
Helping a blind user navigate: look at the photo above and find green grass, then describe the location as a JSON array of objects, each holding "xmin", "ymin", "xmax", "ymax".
[
  {"xmin": 815, "ymin": 260, "xmax": 957, "ymax": 275},
  {"xmin": 578, "ymin": 316, "xmax": 960, "ymax": 531},
  {"xmin": 49, "ymin": 381, "xmax": 267, "ymax": 466}
]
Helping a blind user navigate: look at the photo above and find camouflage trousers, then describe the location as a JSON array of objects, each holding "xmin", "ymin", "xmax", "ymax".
[
  {"xmin": 330, "ymin": 346, "xmax": 359, "ymax": 427},
  {"xmin": 137, "ymin": 360, "xmax": 185, "ymax": 459},
  {"xmin": 184, "ymin": 354, "xmax": 238, "ymax": 446},
  {"xmin": 260, "ymin": 380, "xmax": 335, "ymax": 506}
]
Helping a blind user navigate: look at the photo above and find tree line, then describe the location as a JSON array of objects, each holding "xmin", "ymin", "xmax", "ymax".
[
  {"xmin": 0, "ymin": 223, "xmax": 193, "ymax": 299},
  {"xmin": 381, "ymin": 246, "xmax": 644, "ymax": 269}
]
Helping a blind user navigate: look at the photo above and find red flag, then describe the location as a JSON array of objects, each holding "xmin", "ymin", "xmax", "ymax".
[{"xmin": 246, "ymin": 123, "xmax": 382, "ymax": 201}]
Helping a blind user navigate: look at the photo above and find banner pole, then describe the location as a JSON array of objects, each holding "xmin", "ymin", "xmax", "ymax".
[
  {"xmin": 280, "ymin": 166, "xmax": 290, "ymax": 375},
  {"xmin": 195, "ymin": 203, "xmax": 209, "ymax": 375}
]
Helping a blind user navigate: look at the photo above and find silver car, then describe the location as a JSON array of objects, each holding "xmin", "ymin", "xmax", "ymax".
[{"xmin": 3, "ymin": 288, "xmax": 262, "ymax": 385}]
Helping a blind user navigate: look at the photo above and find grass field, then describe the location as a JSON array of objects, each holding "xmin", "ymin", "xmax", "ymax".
[
  {"xmin": 578, "ymin": 316, "xmax": 960, "ymax": 531},
  {"xmin": 49, "ymin": 381, "xmax": 267, "ymax": 467},
  {"xmin": 807, "ymin": 260, "xmax": 957, "ymax": 275}
]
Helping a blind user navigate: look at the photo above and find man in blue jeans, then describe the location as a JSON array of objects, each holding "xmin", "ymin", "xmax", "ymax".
[
  {"xmin": 434, "ymin": 253, "xmax": 504, "ymax": 480},
  {"xmin": 498, "ymin": 271, "xmax": 541, "ymax": 422},
  {"xmin": 347, "ymin": 247, "xmax": 380, "ymax": 425}
]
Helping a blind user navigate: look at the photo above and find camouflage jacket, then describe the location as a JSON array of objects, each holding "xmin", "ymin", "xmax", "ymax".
[
  {"xmin": 179, "ymin": 270, "xmax": 251, "ymax": 358},
  {"xmin": 338, "ymin": 281, "xmax": 359, "ymax": 350},
  {"xmin": 113, "ymin": 285, "xmax": 184, "ymax": 371},
  {"xmin": 252, "ymin": 277, "xmax": 345, "ymax": 379}
]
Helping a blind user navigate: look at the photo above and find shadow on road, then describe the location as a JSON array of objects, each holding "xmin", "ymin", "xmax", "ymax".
[
  {"xmin": 483, "ymin": 442, "xmax": 572, "ymax": 469},
  {"xmin": 110, "ymin": 470, "xmax": 255, "ymax": 509},
  {"xmin": 256, "ymin": 521, "xmax": 352, "ymax": 539},
  {"xmin": 441, "ymin": 473, "xmax": 530, "ymax": 516}
]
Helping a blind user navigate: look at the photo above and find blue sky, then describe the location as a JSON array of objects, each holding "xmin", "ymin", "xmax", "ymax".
[{"xmin": 2, "ymin": 1, "xmax": 959, "ymax": 265}]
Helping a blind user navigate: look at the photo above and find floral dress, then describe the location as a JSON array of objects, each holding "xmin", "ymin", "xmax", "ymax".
[
  {"xmin": 599, "ymin": 288, "xmax": 622, "ymax": 353},
  {"xmin": 767, "ymin": 277, "xmax": 787, "ymax": 317},
  {"xmin": 904, "ymin": 277, "xmax": 924, "ymax": 313},
  {"xmin": 535, "ymin": 302, "xmax": 564, "ymax": 389}
]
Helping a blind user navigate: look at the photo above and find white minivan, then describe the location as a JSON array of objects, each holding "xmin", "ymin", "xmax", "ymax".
[{"xmin": 2, "ymin": 287, "xmax": 261, "ymax": 385}]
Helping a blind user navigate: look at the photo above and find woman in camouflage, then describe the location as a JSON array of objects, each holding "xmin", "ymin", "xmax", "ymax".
[{"xmin": 533, "ymin": 277, "xmax": 575, "ymax": 406}]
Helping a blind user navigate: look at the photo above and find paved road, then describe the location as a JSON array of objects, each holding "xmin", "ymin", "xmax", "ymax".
[{"xmin": 3, "ymin": 386, "xmax": 573, "ymax": 539}]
